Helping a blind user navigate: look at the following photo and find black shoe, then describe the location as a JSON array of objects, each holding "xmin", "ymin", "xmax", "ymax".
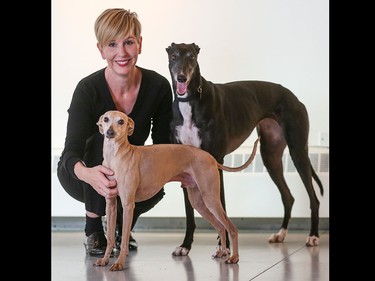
[
  {"xmin": 84, "ymin": 231, "xmax": 107, "ymax": 256},
  {"xmin": 129, "ymin": 233, "xmax": 138, "ymax": 251},
  {"xmin": 115, "ymin": 232, "xmax": 138, "ymax": 251}
]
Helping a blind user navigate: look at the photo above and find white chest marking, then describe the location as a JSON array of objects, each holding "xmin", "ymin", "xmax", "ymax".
[{"xmin": 176, "ymin": 102, "xmax": 202, "ymax": 148}]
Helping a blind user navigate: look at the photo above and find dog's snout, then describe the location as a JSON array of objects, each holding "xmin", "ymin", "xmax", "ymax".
[
  {"xmin": 106, "ymin": 128, "xmax": 115, "ymax": 138},
  {"xmin": 177, "ymin": 75, "xmax": 187, "ymax": 83}
]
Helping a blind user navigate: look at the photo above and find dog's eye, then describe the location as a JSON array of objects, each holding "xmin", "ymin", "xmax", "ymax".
[
  {"xmin": 170, "ymin": 54, "xmax": 176, "ymax": 60},
  {"xmin": 118, "ymin": 119, "xmax": 124, "ymax": 125},
  {"xmin": 187, "ymin": 53, "xmax": 195, "ymax": 61},
  {"xmin": 103, "ymin": 117, "xmax": 109, "ymax": 122}
]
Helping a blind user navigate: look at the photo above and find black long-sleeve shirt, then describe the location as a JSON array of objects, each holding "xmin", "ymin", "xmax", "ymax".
[{"xmin": 59, "ymin": 67, "xmax": 173, "ymax": 180}]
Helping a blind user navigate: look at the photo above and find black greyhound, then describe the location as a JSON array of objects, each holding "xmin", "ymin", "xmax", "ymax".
[{"xmin": 166, "ymin": 42, "xmax": 324, "ymax": 256}]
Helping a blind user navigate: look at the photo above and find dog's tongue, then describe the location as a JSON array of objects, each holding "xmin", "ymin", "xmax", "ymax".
[{"xmin": 177, "ymin": 82, "xmax": 187, "ymax": 95}]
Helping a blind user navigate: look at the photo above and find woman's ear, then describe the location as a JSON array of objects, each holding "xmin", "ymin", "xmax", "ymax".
[
  {"xmin": 97, "ymin": 42, "xmax": 106, "ymax": 60},
  {"xmin": 138, "ymin": 36, "xmax": 143, "ymax": 54}
]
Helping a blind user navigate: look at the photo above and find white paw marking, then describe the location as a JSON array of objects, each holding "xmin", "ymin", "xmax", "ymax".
[
  {"xmin": 306, "ymin": 235, "xmax": 319, "ymax": 246},
  {"xmin": 268, "ymin": 228, "xmax": 288, "ymax": 243},
  {"xmin": 172, "ymin": 246, "xmax": 190, "ymax": 256}
]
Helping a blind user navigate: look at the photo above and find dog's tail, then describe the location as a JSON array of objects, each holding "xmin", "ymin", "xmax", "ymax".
[
  {"xmin": 217, "ymin": 138, "xmax": 260, "ymax": 172},
  {"xmin": 311, "ymin": 165, "xmax": 324, "ymax": 196}
]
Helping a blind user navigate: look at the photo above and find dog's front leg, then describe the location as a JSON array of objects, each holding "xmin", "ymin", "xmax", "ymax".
[
  {"xmin": 109, "ymin": 199, "xmax": 134, "ymax": 271},
  {"xmin": 95, "ymin": 197, "xmax": 117, "ymax": 267}
]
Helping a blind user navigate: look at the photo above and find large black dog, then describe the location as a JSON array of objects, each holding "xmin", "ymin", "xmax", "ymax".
[{"xmin": 166, "ymin": 42, "xmax": 324, "ymax": 256}]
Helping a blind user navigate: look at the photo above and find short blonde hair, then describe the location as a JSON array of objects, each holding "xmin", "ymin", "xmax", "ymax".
[{"xmin": 94, "ymin": 8, "xmax": 142, "ymax": 47}]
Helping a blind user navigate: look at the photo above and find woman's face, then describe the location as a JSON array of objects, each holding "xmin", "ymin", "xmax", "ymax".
[{"xmin": 98, "ymin": 35, "xmax": 142, "ymax": 76}]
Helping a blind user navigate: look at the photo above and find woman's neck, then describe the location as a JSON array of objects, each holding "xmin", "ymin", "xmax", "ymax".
[{"xmin": 105, "ymin": 67, "xmax": 142, "ymax": 114}]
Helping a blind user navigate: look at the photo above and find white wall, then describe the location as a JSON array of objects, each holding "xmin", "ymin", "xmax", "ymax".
[{"xmin": 51, "ymin": 0, "xmax": 329, "ymax": 217}]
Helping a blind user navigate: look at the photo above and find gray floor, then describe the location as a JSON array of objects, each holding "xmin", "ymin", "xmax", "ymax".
[{"xmin": 51, "ymin": 230, "xmax": 329, "ymax": 281}]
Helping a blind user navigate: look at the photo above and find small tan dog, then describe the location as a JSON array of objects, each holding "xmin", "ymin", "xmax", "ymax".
[{"xmin": 95, "ymin": 110, "xmax": 259, "ymax": 271}]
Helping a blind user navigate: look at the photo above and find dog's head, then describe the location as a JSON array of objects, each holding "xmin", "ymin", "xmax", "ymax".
[
  {"xmin": 97, "ymin": 110, "xmax": 135, "ymax": 140},
  {"xmin": 166, "ymin": 42, "xmax": 200, "ymax": 97}
]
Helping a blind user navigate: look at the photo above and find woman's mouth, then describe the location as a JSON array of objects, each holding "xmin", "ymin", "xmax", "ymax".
[{"xmin": 116, "ymin": 59, "xmax": 131, "ymax": 67}]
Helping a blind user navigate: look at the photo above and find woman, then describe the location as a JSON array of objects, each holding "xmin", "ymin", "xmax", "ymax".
[{"xmin": 57, "ymin": 8, "xmax": 172, "ymax": 256}]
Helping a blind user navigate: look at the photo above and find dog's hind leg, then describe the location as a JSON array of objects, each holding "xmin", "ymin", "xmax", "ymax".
[
  {"xmin": 284, "ymin": 104, "xmax": 322, "ymax": 246},
  {"xmin": 257, "ymin": 118, "xmax": 293, "ymax": 244},
  {"xmin": 185, "ymin": 187, "xmax": 233, "ymax": 260},
  {"xmin": 174, "ymin": 164, "xmax": 231, "ymax": 257},
  {"xmin": 218, "ymin": 169, "xmax": 231, "ymax": 249},
  {"xmin": 172, "ymin": 187, "xmax": 196, "ymax": 256},
  {"xmin": 222, "ymin": 215, "xmax": 239, "ymax": 264},
  {"xmin": 289, "ymin": 146, "xmax": 320, "ymax": 246}
]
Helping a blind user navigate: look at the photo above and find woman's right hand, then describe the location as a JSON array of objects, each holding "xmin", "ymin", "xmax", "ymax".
[{"xmin": 74, "ymin": 161, "xmax": 118, "ymax": 198}]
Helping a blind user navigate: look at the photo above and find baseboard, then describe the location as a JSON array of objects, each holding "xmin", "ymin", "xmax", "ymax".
[{"xmin": 51, "ymin": 217, "xmax": 329, "ymax": 232}]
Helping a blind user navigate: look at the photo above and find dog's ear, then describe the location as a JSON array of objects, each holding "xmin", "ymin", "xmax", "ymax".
[
  {"xmin": 166, "ymin": 43, "xmax": 174, "ymax": 53},
  {"xmin": 127, "ymin": 117, "xmax": 135, "ymax": 136},
  {"xmin": 192, "ymin": 43, "xmax": 200, "ymax": 54},
  {"xmin": 97, "ymin": 115, "xmax": 104, "ymax": 135}
]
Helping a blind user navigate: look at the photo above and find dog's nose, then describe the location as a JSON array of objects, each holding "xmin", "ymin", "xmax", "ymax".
[
  {"xmin": 106, "ymin": 128, "xmax": 115, "ymax": 138},
  {"xmin": 177, "ymin": 75, "xmax": 187, "ymax": 83}
]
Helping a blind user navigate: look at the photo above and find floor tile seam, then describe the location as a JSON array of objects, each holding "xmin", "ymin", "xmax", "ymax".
[{"xmin": 248, "ymin": 243, "xmax": 306, "ymax": 280}]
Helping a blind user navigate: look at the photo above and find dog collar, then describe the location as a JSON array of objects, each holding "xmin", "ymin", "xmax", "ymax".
[{"xmin": 175, "ymin": 86, "xmax": 202, "ymax": 102}]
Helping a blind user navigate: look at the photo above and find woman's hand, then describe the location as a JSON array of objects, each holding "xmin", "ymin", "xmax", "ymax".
[{"xmin": 74, "ymin": 161, "xmax": 118, "ymax": 198}]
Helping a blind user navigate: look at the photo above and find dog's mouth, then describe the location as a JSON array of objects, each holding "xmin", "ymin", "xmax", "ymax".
[{"xmin": 176, "ymin": 81, "xmax": 188, "ymax": 95}]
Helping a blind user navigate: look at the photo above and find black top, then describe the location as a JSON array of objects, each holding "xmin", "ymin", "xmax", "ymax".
[{"xmin": 59, "ymin": 67, "xmax": 173, "ymax": 179}]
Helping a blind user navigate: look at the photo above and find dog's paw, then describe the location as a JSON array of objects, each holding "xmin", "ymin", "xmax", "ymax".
[
  {"xmin": 109, "ymin": 263, "xmax": 125, "ymax": 271},
  {"xmin": 268, "ymin": 228, "xmax": 287, "ymax": 243},
  {"xmin": 212, "ymin": 247, "xmax": 230, "ymax": 259},
  {"xmin": 172, "ymin": 246, "xmax": 190, "ymax": 256},
  {"xmin": 306, "ymin": 235, "xmax": 319, "ymax": 246},
  {"xmin": 94, "ymin": 257, "xmax": 109, "ymax": 267},
  {"xmin": 224, "ymin": 255, "xmax": 239, "ymax": 264}
]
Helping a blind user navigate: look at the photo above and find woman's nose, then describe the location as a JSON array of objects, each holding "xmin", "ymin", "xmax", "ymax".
[{"xmin": 118, "ymin": 44, "xmax": 127, "ymax": 56}]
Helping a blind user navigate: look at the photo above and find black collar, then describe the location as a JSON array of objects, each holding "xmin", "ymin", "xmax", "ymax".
[
  {"xmin": 174, "ymin": 86, "xmax": 202, "ymax": 102},
  {"xmin": 175, "ymin": 95, "xmax": 198, "ymax": 102}
]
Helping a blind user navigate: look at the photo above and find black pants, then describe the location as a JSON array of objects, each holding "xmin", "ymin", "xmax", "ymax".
[{"xmin": 57, "ymin": 161, "xmax": 165, "ymax": 230}]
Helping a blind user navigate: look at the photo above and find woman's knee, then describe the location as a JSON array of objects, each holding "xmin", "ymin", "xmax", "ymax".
[{"xmin": 57, "ymin": 161, "xmax": 85, "ymax": 203}]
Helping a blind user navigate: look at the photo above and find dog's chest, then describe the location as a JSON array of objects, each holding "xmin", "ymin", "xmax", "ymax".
[{"xmin": 175, "ymin": 102, "xmax": 202, "ymax": 148}]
